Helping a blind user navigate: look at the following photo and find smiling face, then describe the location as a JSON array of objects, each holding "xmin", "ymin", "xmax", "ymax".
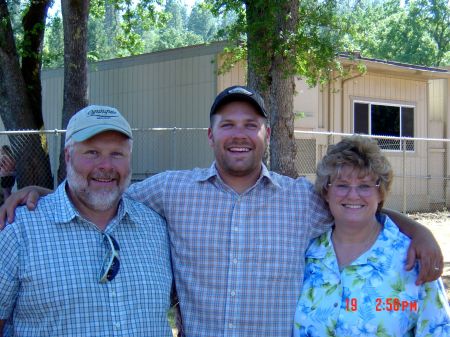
[
  {"xmin": 208, "ymin": 101, "xmax": 270, "ymax": 184},
  {"xmin": 65, "ymin": 131, "xmax": 132, "ymax": 214},
  {"xmin": 325, "ymin": 165, "xmax": 382, "ymax": 229}
]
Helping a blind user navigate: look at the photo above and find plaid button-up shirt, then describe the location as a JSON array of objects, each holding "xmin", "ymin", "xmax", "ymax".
[
  {"xmin": 0, "ymin": 182, "xmax": 173, "ymax": 337},
  {"xmin": 127, "ymin": 163, "xmax": 332, "ymax": 337}
]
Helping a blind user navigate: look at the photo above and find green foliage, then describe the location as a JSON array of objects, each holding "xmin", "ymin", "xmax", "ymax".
[
  {"xmin": 114, "ymin": 0, "xmax": 166, "ymax": 56},
  {"xmin": 151, "ymin": 27, "xmax": 204, "ymax": 51},
  {"xmin": 342, "ymin": 0, "xmax": 450, "ymax": 66},
  {"xmin": 295, "ymin": 0, "xmax": 343, "ymax": 86},
  {"xmin": 40, "ymin": 0, "xmax": 449, "ymax": 70},
  {"xmin": 205, "ymin": 0, "xmax": 347, "ymax": 88},
  {"xmin": 42, "ymin": 15, "xmax": 63, "ymax": 67},
  {"xmin": 165, "ymin": 0, "xmax": 187, "ymax": 30},
  {"xmin": 41, "ymin": 0, "xmax": 231, "ymax": 67},
  {"xmin": 188, "ymin": 2, "xmax": 218, "ymax": 41}
]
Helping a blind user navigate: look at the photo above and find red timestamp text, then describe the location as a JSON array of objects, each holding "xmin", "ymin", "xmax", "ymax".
[
  {"xmin": 345, "ymin": 297, "xmax": 418, "ymax": 312},
  {"xmin": 375, "ymin": 298, "xmax": 418, "ymax": 312}
]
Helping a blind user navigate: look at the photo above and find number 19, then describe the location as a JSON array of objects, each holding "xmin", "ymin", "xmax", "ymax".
[{"xmin": 345, "ymin": 298, "xmax": 357, "ymax": 311}]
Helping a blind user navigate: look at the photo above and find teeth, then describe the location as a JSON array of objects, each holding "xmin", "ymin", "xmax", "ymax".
[
  {"xmin": 94, "ymin": 178, "xmax": 113, "ymax": 182},
  {"xmin": 344, "ymin": 204, "xmax": 363, "ymax": 209},
  {"xmin": 229, "ymin": 147, "xmax": 250, "ymax": 152}
]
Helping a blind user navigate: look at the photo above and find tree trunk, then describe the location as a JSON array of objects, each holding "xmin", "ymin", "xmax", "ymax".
[
  {"xmin": 268, "ymin": 0, "xmax": 298, "ymax": 178},
  {"xmin": 245, "ymin": 1, "xmax": 272, "ymax": 168},
  {"xmin": 0, "ymin": 0, "xmax": 53, "ymax": 189},
  {"xmin": 22, "ymin": 0, "xmax": 52, "ymax": 128},
  {"xmin": 57, "ymin": 0, "xmax": 89, "ymax": 182},
  {"xmin": 245, "ymin": 0, "xmax": 298, "ymax": 177}
]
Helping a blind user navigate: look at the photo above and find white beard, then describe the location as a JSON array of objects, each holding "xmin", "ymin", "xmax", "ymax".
[{"xmin": 66, "ymin": 162, "xmax": 131, "ymax": 211}]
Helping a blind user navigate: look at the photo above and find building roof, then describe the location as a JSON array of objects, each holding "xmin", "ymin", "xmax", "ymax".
[{"xmin": 338, "ymin": 52, "xmax": 450, "ymax": 79}]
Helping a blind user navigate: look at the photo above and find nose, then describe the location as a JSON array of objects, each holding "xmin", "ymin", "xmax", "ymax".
[
  {"xmin": 346, "ymin": 186, "xmax": 360, "ymax": 197},
  {"xmin": 96, "ymin": 155, "xmax": 114, "ymax": 170},
  {"xmin": 230, "ymin": 125, "xmax": 248, "ymax": 139}
]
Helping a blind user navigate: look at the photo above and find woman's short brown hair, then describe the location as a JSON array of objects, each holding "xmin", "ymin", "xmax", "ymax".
[{"xmin": 315, "ymin": 135, "xmax": 393, "ymax": 211}]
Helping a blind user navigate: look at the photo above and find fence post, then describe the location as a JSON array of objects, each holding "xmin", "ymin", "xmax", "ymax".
[
  {"xmin": 52, "ymin": 131, "xmax": 60, "ymax": 190},
  {"xmin": 402, "ymin": 138, "xmax": 406, "ymax": 213},
  {"xmin": 172, "ymin": 127, "xmax": 177, "ymax": 170}
]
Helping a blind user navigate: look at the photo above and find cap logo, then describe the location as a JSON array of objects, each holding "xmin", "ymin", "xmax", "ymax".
[
  {"xmin": 228, "ymin": 87, "xmax": 253, "ymax": 96},
  {"xmin": 87, "ymin": 109, "xmax": 119, "ymax": 119}
]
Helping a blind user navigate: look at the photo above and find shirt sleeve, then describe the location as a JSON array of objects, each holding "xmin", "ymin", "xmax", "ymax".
[
  {"xmin": 415, "ymin": 278, "xmax": 450, "ymax": 336},
  {"xmin": 125, "ymin": 172, "xmax": 167, "ymax": 218},
  {"xmin": 304, "ymin": 180, "xmax": 333, "ymax": 239},
  {"xmin": 0, "ymin": 225, "xmax": 21, "ymax": 320}
]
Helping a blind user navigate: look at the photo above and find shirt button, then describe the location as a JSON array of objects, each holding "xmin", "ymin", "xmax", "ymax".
[
  {"xmin": 114, "ymin": 323, "xmax": 120, "ymax": 330},
  {"xmin": 232, "ymin": 258, "xmax": 238, "ymax": 264},
  {"xmin": 334, "ymin": 302, "xmax": 338, "ymax": 307},
  {"xmin": 230, "ymin": 290, "xmax": 236, "ymax": 297},
  {"xmin": 110, "ymin": 291, "xmax": 116, "ymax": 297},
  {"xmin": 228, "ymin": 323, "xmax": 234, "ymax": 329}
]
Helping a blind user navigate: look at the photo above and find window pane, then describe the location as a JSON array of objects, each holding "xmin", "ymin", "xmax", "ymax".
[
  {"xmin": 354, "ymin": 103, "xmax": 369, "ymax": 134},
  {"xmin": 372, "ymin": 105, "xmax": 400, "ymax": 150},
  {"xmin": 402, "ymin": 107, "xmax": 414, "ymax": 151},
  {"xmin": 401, "ymin": 107, "xmax": 414, "ymax": 137}
]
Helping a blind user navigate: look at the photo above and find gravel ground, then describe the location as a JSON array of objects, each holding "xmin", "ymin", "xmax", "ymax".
[{"xmin": 408, "ymin": 210, "xmax": 450, "ymax": 301}]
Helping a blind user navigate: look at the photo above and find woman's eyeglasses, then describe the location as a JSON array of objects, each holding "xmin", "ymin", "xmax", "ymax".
[
  {"xmin": 99, "ymin": 233, "xmax": 120, "ymax": 283},
  {"xmin": 327, "ymin": 182, "xmax": 380, "ymax": 197}
]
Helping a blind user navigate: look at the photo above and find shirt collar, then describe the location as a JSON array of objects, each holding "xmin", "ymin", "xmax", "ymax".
[
  {"xmin": 194, "ymin": 162, "xmax": 280, "ymax": 189},
  {"xmin": 306, "ymin": 214, "xmax": 400, "ymax": 273},
  {"xmin": 52, "ymin": 181, "xmax": 132, "ymax": 228}
]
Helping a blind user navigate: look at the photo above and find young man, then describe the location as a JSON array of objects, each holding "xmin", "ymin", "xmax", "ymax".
[
  {"xmin": 0, "ymin": 88, "xmax": 443, "ymax": 337},
  {"xmin": 0, "ymin": 106, "xmax": 173, "ymax": 336}
]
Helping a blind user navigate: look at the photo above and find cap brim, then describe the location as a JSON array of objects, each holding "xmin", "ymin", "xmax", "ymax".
[
  {"xmin": 211, "ymin": 95, "xmax": 267, "ymax": 118},
  {"xmin": 70, "ymin": 125, "xmax": 132, "ymax": 142}
]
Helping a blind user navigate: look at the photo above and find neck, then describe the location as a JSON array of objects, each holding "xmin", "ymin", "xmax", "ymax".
[
  {"xmin": 332, "ymin": 218, "xmax": 380, "ymax": 244},
  {"xmin": 217, "ymin": 167, "xmax": 262, "ymax": 194},
  {"xmin": 66, "ymin": 187, "xmax": 118, "ymax": 231},
  {"xmin": 79, "ymin": 209, "xmax": 117, "ymax": 231},
  {"xmin": 332, "ymin": 220, "xmax": 381, "ymax": 269}
]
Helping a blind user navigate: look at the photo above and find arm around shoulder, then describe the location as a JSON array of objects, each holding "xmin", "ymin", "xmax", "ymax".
[
  {"xmin": 0, "ymin": 185, "xmax": 52, "ymax": 229},
  {"xmin": 382, "ymin": 208, "xmax": 443, "ymax": 285}
]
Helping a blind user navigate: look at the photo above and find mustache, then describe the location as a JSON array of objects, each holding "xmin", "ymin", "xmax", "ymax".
[
  {"xmin": 90, "ymin": 172, "xmax": 119, "ymax": 180},
  {"xmin": 226, "ymin": 141, "xmax": 253, "ymax": 147}
]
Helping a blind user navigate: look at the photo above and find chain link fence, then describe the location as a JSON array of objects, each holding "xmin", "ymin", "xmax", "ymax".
[{"xmin": 0, "ymin": 128, "xmax": 448, "ymax": 213}]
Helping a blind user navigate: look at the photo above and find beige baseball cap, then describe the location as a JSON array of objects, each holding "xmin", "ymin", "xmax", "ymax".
[{"xmin": 65, "ymin": 105, "xmax": 132, "ymax": 144}]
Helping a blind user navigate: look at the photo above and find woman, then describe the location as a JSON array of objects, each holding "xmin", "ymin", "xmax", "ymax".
[{"xmin": 293, "ymin": 135, "xmax": 450, "ymax": 336}]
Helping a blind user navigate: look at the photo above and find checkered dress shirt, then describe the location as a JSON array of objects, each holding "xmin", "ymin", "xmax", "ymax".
[
  {"xmin": 0, "ymin": 182, "xmax": 173, "ymax": 337},
  {"xmin": 127, "ymin": 163, "xmax": 332, "ymax": 337}
]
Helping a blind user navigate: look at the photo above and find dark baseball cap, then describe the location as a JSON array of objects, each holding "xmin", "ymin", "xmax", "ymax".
[{"xmin": 210, "ymin": 86, "xmax": 267, "ymax": 118}]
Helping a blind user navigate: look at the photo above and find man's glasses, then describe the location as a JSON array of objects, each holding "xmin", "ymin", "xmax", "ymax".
[
  {"xmin": 327, "ymin": 182, "xmax": 380, "ymax": 197},
  {"xmin": 99, "ymin": 233, "xmax": 120, "ymax": 283}
]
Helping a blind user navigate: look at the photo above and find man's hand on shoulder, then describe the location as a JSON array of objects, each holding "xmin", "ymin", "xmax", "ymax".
[
  {"xmin": 405, "ymin": 231, "xmax": 443, "ymax": 285},
  {"xmin": 0, "ymin": 186, "xmax": 52, "ymax": 229}
]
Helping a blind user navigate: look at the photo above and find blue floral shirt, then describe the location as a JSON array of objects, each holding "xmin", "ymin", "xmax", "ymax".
[{"xmin": 293, "ymin": 214, "xmax": 450, "ymax": 337}]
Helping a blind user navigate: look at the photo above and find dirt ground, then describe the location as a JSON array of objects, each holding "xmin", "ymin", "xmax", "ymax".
[{"xmin": 409, "ymin": 210, "xmax": 450, "ymax": 301}]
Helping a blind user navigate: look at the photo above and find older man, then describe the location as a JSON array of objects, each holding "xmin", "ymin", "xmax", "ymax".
[{"xmin": 0, "ymin": 105, "xmax": 173, "ymax": 336}]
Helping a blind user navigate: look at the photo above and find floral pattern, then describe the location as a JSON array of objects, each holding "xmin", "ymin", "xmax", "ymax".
[{"xmin": 293, "ymin": 214, "xmax": 450, "ymax": 337}]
